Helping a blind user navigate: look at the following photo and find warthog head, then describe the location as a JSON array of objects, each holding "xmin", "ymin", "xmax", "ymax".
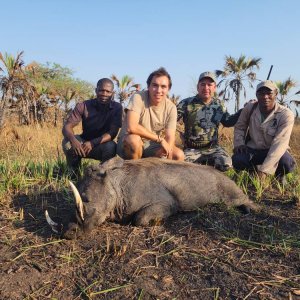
[{"xmin": 46, "ymin": 161, "xmax": 121, "ymax": 239}]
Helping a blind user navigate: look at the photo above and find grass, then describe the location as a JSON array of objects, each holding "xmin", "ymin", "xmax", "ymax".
[{"xmin": 0, "ymin": 120, "xmax": 300, "ymax": 299}]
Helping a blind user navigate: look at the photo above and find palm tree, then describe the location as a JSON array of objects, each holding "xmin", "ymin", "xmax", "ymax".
[
  {"xmin": 111, "ymin": 74, "xmax": 140, "ymax": 106},
  {"xmin": 275, "ymin": 77, "xmax": 300, "ymax": 118},
  {"xmin": 216, "ymin": 54, "xmax": 261, "ymax": 112},
  {"xmin": 0, "ymin": 51, "xmax": 29, "ymax": 128},
  {"xmin": 168, "ymin": 93, "xmax": 181, "ymax": 105}
]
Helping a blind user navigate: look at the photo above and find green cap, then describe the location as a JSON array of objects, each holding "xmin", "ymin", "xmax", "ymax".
[
  {"xmin": 198, "ymin": 71, "xmax": 216, "ymax": 83},
  {"xmin": 256, "ymin": 80, "xmax": 278, "ymax": 92}
]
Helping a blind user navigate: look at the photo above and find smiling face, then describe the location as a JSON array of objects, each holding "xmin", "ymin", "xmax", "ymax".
[
  {"xmin": 197, "ymin": 77, "xmax": 216, "ymax": 103},
  {"xmin": 148, "ymin": 75, "xmax": 170, "ymax": 106},
  {"xmin": 256, "ymin": 87, "xmax": 277, "ymax": 115}
]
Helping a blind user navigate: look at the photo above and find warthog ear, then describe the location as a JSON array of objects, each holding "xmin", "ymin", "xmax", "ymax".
[{"xmin": 98, "ymin": 156, "xmax": 124, "ymax": 176}]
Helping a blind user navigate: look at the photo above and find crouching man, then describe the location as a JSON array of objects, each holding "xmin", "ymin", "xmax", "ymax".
[
  {"xmin": 62, "ymin": 78, "xmax": 122, "ymax": 173},
  {"xmin": 117, "ymin": 67, "xmax": 184, "ymax": 160},
  {"xmin": 232, "ymin": 80, "xmax": 296, "ymax": 182}
]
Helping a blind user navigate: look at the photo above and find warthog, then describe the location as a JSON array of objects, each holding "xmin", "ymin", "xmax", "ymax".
[{"xmin": 46, "ymin": 157, "xmax": 258, "ymax": 239}]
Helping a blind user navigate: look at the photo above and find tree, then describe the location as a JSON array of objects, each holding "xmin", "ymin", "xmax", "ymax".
[
  {"xmin": 0, "ymin": 51, "xmax": 31, "ymax": 128},
  {"xmin": 111, "ymin": 74, "xmax": 140, "ymax": 106},
  {"xmin": 216, "ymin": 54, "xmax": 261, "ymax": 112},
  {"xmin": 275, "ymin": 77, "xmax": 300, "ymax": 118},
  {"xmin": 26, "ymin": 62, "xmax": 94, "ymax": 125}
]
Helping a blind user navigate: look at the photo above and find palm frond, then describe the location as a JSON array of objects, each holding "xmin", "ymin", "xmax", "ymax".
[{"xmin": 290, "ymin": 100, "xmax": 300, "ymax": 106}]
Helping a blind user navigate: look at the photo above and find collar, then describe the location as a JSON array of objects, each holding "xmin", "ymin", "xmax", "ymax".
[{"xmin": 193, "ymin": 95, "xmax": 216, "ymax": 106}]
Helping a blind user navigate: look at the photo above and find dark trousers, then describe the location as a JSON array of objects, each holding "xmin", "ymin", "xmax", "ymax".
[
  {"xmin": 232, "ymin": 147, "xmax": 296, "ymax": 176},
  {"xmin": 62, "ymin": 136, "xmax": 116, "ymax": 171}
]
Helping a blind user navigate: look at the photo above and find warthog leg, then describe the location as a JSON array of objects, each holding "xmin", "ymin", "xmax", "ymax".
[{"xmin": 134, "ymin": 203, "xmax": 176, "ymax": 226}]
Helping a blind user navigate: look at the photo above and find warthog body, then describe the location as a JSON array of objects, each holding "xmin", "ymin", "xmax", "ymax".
[{"xmin": 62, "ymin": 157, "xmax": 257, "ymax": 239}]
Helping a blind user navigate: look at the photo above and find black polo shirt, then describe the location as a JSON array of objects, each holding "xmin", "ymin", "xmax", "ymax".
[{"xmin": 66, "ymin": 99, "xmax": 123, "ymax": 146}]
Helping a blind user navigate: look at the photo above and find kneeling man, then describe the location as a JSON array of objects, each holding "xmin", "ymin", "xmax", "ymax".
[{"xmin": 233, "ymin": 80, "xmax": 296, "ymax": 181}]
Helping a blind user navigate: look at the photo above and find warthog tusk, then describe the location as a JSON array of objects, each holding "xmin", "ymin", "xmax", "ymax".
[
  {"xmin": 69, "ymin": 180, "xmax": 84, "ymax": 221},
  {"xmin": 45, "ymin": 210, "xmax": 59, "ymax": 233}
]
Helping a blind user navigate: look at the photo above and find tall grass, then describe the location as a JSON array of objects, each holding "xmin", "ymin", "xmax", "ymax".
[
  {"xmin": 0, "ymin": 120, "xmax": 299, "ymax": 200},
  {"xmin": 0, "ymin": 158, "xmax": 70, "ymax": 196}
]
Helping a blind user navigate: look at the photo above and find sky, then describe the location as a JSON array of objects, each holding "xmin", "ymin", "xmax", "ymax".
[{"xmin": 2, "ymin": 0, "xmax": 300, "ymax": 112}]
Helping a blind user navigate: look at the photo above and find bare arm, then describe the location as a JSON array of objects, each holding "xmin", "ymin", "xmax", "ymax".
[
  {"xmin": 127, "ymin": 110, "xmax": 159, "ymax": 141},
  {"xmin": 164, "ymin": 128, "xmax": 176, "ymax": 159}
]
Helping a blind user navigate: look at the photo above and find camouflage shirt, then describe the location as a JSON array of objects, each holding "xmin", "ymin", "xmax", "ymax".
[{"xmin": 177, "ymin": 96, "xmax": 241, "ymax": 149}]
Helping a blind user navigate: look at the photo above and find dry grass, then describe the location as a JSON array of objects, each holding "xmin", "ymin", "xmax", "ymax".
[
  {"xmin": 0, "ymin": 121, "xmax": 82, "ymax": 162},
  {"xmin": 1, "ymin": 119, "xmax": 299, "ymax": 166}
]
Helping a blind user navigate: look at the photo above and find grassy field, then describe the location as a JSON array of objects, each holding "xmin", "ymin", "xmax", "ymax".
[{"xmin": 0, "ymin": 121, "xmax": 300, "ymax": 299}]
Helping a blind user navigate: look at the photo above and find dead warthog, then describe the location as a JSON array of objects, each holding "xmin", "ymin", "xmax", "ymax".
[{"xmin": 46, "ymin": 157, "xmax": 258, "ymax": 239}]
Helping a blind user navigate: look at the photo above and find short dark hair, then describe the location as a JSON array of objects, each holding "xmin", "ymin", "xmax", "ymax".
[
  {"xmin": 146, "ymin": 67, "xmax": 172, "ymax": 89},
  {"xmin": 96, "ymin": 78, "xmax": 114, "ymax": 89}
]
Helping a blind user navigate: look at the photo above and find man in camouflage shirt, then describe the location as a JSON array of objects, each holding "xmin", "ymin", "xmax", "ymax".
[{"xmin": 177, "ymin": 71, "xmax": 241, "ymax": 171}]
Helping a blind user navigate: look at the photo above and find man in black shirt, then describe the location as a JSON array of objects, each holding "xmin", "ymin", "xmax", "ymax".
[{"xmin": 62, "ymin": 78, "xmax": 122, "ymax": 172}]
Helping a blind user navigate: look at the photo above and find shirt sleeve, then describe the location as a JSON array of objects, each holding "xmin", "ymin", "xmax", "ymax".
[
  {"xmin": 258, "ymin": 110, "xmax": 295, "ymax": 174},
  {"xmin": 126, "ymin": 93, "xmax": 144, "ymax": 116},
  {"xmin": 233, "ymin": 103, "xmax": 253, "ymax": 148},
  {"xmin": 65, "ymin": 102, "xmax": 84, "ymax": 125}
]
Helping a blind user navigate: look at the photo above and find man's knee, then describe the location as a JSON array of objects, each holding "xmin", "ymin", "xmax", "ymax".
[
  {"xmin": 124, "ymin": 134, "xmax": 143, "ymax": 148},
  {"xmin": 96, "ymin": 141, "xmax": 116, "ymax": 162},
  {"xmin": 121, "ymin": 134, "xmax": 143, "ymax": 159},
  {"xmin": 172, "ymin": 147, "xmax": 184, "ymax": 161},
  {"xmin": 277, "ymin": 152, "xmax": 296, "ymax": 174}
]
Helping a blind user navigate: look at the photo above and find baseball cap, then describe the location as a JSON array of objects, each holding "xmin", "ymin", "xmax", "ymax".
[
  {"xmin": 256, "ymin": 80, "xmax": 278, "ymax": 92},
  {"xmin": 198, "ymin": 71, "xmax": 216, "ymax": 83}
]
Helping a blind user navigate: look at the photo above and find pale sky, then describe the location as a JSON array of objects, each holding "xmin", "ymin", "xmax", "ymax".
[{"xmin": 2, "ymin": 0, "xmax": 300, "ymax": 112}]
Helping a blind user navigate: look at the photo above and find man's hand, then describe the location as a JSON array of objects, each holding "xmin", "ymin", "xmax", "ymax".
[
  {"xmin": 82, "ymin": 141, "xmax": 93, "ymax": 155},
  {"xmin": 256, "ymin": 170, "xmax": 270, "ymax": 188},
  {"xmin": 257, "ymin": 171, "xmax": 267, "ymax": 181},
  {"xmin": 160, "ymin": 139, "xmax": 173, "ymax": 158},
  {"xmin": 234, "ymin": 145, "xmax": 248, "ymax": 154},
  {"xmin": 70, "ymin": 138, "xmax": 86, "ymax": 157}
]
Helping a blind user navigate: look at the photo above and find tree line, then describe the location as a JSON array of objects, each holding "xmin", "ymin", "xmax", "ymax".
[{"xmin": 1, "ymin": 52, "xmax": 300, "ymax": 129}]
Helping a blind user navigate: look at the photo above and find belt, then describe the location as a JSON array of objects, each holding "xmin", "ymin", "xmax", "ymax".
[{"xmin": 185, "ymin": 140, "xmax": 216, "ymax": 149}]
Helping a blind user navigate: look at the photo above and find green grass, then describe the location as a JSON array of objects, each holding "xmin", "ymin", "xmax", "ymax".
[
  {"xmin": 0, "ymin": 157, "xmax": 95, "ymax": 197},
  {"xmin": 226, "ymin": 168, "xmax": 300, "ymax": 201}
]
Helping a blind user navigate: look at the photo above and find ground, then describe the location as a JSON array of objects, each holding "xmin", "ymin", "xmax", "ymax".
[
  {"xmin": 1, "ymin": 122, "xmax": 300, "ymax": 299},
  {"xmin": 1, "ymin": 186, "xmax": 300, "ymax": 300}
]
